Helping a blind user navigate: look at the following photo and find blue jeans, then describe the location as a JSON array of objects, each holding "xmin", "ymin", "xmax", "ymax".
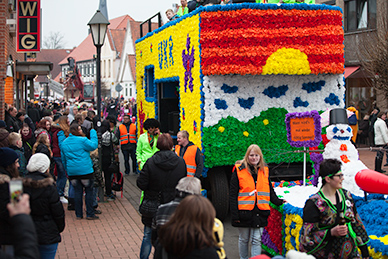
[
  {"xmin": 70, "ymin": 178, "xmax": 95, "ymax": 218},
  {"xmin": 38, "ymin": 243, "xmax": 58, "ymax": 259},
  {"xmin": 68, "ymin": 180, "xmax": 74, "ymax": 199},
  {"xmin": 53, "ymin": 157, "xmax": 67, "ymax": 197},
  {"xmin": 238, "ymin": 227, "xmax": 263, "ymax": 259},
  {"xmin": 122, "ymin": 144, "xmax": 137, "ymax": 174},
  {"xmin": 140, "ymin": 225, "xmax": 152, "ymax": 259},
  {"xmin": 92, "ymin": 187, "xmax": 98, "ymax": 208}
]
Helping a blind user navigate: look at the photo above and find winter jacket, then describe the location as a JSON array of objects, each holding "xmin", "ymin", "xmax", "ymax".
[
  {"xmin": 60, "ymin": 129, "xmax": 98, "ymax": 177},
  {"xmin": 137, "ymin": 150, "xmax": 187, "ymax": 226},
  {"xmin": 229, "ymin": 164, "xmax": 283, "ymax": 228},
  {"xmin": 23, "ymin": 172, "xmax": 65, "ymax": 245},
  {"xmin": 9, "ymin": 145, "xmax": 27, "ymax": 177},
  {"xmin": 136, "ymin": 132, "xmax": 159, "ymax": 170},
  {"xmin": 0, "ymin": 169, "xmax": 11, "ymax": 245},
  {"xmin": 91, "ymin": 156, "xmax": 104, "ymax": 188},
  {"xmin": 50, "ymin": 126, "xmax": 62, "ymax": 157},
  {"xmin": 374, "ymin": 118, "xmax": 388, "ymax": 146},
  {"xmin": 0, "ymin": 128, "xmax": 9, "ymax": 148},
  {"xmin": 5, "ymin": 112, "xmax": 19, "ymax": 133},
  {"xmin": 0, "ymin": 214, "xmax": 40, "ymax": 259},
  {"xmin": 35, "ymin": 144, "xmax": 51, "ymax": 158},
  {"xmin": 22, "ymin": 129, "xmax": 35, "ymax": 162}
]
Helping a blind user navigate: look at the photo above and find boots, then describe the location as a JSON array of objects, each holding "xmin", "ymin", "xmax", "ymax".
[
  {"xmin": 67, "ymin": 198, "xmax": 75, "ymax": 211},
  {"xmin": 375, "ymin": 151, "xmax": 386, "ymax": 173}
]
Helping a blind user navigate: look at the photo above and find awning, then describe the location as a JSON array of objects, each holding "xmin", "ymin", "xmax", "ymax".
[
  {"xmin": 15, "ymin": 61, "xmax": 53, "ymax": 75},
  {"xmin": 344, "ymin": 66, "xmax": 360, "ymax": 78}
]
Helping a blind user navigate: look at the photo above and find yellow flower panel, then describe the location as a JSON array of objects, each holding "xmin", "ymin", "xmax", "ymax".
[{"xmin": 136, "ymin": 15, "xmax": 202, "ymax": 147}]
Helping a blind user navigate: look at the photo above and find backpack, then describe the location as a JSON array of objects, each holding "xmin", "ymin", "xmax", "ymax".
[{"xmin": 112, "ymin": 171, "xmax": 124, "ymax": 197}]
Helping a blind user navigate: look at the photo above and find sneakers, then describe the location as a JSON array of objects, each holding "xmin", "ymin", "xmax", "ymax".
[
  {"xmin": 86, "ymin": 215, "xmax": 99, "ymax": 220},
  {"xmin": 107, "ymin": 194, "xmax": 116, "ymax": 201},
  {"xmin": 60, "ymin": 196, "xmax": 68, "ymax": 204},
  {"xmin": 94, "ymin": 209, "xmax": 102, "ymax": 214}
]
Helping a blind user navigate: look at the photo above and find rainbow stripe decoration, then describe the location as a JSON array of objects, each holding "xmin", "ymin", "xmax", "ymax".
[{"xmin": 200, "ymin": 7, "xmax": 344, "ymax": 76}]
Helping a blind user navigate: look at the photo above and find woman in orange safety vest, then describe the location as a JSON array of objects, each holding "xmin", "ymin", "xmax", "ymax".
[{"xmin": 229, "ymin": 144, "xmax": 285, "ymax": 259}]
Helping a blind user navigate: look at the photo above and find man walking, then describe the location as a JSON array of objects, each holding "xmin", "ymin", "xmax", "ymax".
[
  {"xmin": 117, "ymin": 114, "xmax": 137, "ymax": 175},
  {"xmin": 136, "ymin": 118, "xmax": 160, "ymax": 171},
  {"xmin": 175, "ymin": 130, "xmax": 203, "ymax": 177}
]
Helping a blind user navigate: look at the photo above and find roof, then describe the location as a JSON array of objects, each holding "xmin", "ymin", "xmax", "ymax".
[
  {"xmin": 128, "ymin": 54, "xmax": 136, "ymax": 81},
  {"xmin": 109, "ymin": 15, "xmax": 134, "ymax": 30},
  {"xmin": 59, "ymin": 33, "xmax": 95, "ymax": 65},
  {"xmin": 32, "ymin": 49, "xmax": 72, "ymax": 82},
  {"xmin": 108, "ymin": 29, "xmax": 126, "ymax": 58}
]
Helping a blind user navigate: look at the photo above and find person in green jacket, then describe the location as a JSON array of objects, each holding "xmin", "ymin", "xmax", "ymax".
[
  {"xmin": 177, "ymin": 0, "xmax": 189, "ymax": 17},
  {"xmin": 136, "ymin": 118, "xmax": 160, "ymax": 171}
]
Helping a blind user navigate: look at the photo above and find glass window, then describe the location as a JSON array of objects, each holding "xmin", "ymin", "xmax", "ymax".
[{"xmin": 345, "ymin": 0, "xmax": 376, "ymax": 32}]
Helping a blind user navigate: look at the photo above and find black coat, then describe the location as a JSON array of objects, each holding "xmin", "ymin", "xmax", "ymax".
[
  {"xmin": 137, "ymin": 150, "xmax": 187, "ymax": 226},
  {"xmin": 23, "ymin": 172, "xmax": 65, "ymax": 245},
  {"xmin": 154, "ymin": 244, "xmax": 219, "ymax": 259},
  {"xmin": 229, "ymin": 164, "xmax": 283, "ymax": 228},
  {"xmin": 4, "ymin": 112, "xmax": 19, "ymax": 133},
  {"xmin": 0, "ymin": 169, "xmax": 12, "ymax": 245}
]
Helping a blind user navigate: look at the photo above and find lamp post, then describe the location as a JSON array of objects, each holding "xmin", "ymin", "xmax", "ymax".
[{"xmin": 88, "ymin": 10, "xmax": 110, "ymax": 195}]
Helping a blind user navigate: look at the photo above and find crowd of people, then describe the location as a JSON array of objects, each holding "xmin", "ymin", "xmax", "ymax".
[{"xmin": 0, "ymin": 97, "xmax": 372, "ymax": 259}]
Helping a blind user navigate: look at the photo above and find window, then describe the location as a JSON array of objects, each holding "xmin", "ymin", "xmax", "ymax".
[
  {"xmin": 145, "ymin": 67, "xmax": 155, "ymax": 99},
  {"xmin": 345, "ymin": 0, "xmax": 376, "ymax": 32}
]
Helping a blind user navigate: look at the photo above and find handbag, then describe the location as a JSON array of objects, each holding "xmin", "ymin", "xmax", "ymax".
[
  {"xmin": 108, "ymin": 131, "xmax": 119, "ymax": 175},
  {"xmin": 139, "ymin": 198, "xmax": 160, "ymax": 217}
]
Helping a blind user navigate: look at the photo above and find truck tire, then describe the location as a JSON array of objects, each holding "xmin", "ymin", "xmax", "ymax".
[{"xmin": 208, "ymin": 168, "xmax": 229, "ymax": 221}]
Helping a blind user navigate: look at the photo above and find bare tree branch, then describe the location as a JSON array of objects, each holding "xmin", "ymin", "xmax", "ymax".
[{"xmin": 43, "ymin": 31, "xmax": 66, "ymax": 49}]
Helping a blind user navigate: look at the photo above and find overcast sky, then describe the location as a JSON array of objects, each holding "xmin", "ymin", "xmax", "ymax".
[{"xmin": 41, "ymin": 0, "xmax": 177, "ymax": 49}]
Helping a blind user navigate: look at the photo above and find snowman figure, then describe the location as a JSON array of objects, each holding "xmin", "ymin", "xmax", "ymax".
[{"xmin": 322, "ymin": 108, "xmax": 366, "ymax": 197}]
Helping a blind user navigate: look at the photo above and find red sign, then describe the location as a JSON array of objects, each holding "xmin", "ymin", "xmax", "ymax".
[{"xmin": 17, "ymin": 0, "xmax": 41, "ymax": 52}]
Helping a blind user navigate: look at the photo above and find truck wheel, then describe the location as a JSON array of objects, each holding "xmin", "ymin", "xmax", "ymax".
[{"xmin": 209, "ymin": 168, "xmax": 229, "ymax": 221}]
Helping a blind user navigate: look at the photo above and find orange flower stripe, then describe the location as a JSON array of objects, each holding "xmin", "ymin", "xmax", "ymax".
[
  {"xmin": 201, "ymin": 44, "xmax": 344, "ymax": 58},
  {"xmin": 309, "ymin": 63, "xmax": 344, "ymax": 74},
  {"xmin": 200, "ymin": 8, "xmax": 343, "ymax": 19},
  {"xmin": 200, "ymin": 25, "xmax": 343, "ymax": 40}
]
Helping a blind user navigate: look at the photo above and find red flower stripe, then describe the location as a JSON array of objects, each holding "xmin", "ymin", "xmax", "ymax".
[
  {"xmin": 201, "ymin": 35, "xmax": 344, "ymax": 48},
  {"xmin": 201, "ymin": 12, "xmax": 342, "ymax": 32},
  {"xmin": 200, "ymin": 25, "xmax": 343, "ymax": 40},
  {"xmin": 202, "ymin": 64, "xmax": 263, "ymax": 76},
  {"xmin": 200, "ymin": 8, "xmax": 343, "ymax": 20},
  {"xmin": 201, "ymin": 61, "xmax": 344, "ymax": 76},
  {"xmin": 202, "ymin": 53, "xmax": 342, "ymax": 68},
  {"xmin": 310, "ymin": 63, "xmax": 344, "ymax": 74},
  {"xmin": 201, "ymin": 44, "xmax": 344, "ymax": 58}
]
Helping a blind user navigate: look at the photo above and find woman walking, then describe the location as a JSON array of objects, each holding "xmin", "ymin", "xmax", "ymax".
[
  {"xmin": 229, "ymin": 144, "xmax": 284, "ymax": 259},
  {"xmin": 60, "ymin": 124, "xmax": 98, "ymax": 220},
  {"xmin": 24, "ymin": 153, "xmax": 65, "ymax": 259},
  {"xmin": 137, "ymin": 133, "xmax": 187, "ymax": 259}
]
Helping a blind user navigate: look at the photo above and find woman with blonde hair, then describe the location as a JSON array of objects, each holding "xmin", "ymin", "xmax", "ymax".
[
  {"xmin": 229, "ymin": 144, "xmax": 284, "ymax": 259},
  {"xmin": 33, "ymin": 133, "xmax": 52, "ymax": 158},
  {"xmin": 155, "ymin": 195, "xmax": 219, "ymax": 259}
]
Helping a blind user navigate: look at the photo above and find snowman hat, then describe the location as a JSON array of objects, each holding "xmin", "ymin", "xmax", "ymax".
[{"xmin": 329, "ymin": 108, "xmax": 348, "ymax": 125}]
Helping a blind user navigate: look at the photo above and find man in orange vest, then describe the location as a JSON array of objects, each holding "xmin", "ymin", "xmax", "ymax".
[
  {"xmin": 117, "ymin": 114, "xmax": 137, "ymax": 175},
  {"xmin": 175, "ymin": 130, "xmax": 203, "ymax": 177}
]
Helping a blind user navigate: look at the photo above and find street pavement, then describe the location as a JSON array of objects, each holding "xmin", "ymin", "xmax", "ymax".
[{"xmin": 55, "ymin": 146, "xmax": 381, "ymax": 259}]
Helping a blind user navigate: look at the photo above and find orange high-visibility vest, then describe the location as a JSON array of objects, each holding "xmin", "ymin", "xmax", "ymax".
[
  {"xmin": 119, "ymin": 123, "xmax": 136, "ymax": 145},
  {"xmin": 175, "ymin": 145, "xmax": 197, "ymax": 177},
  {"xmin": 236, "ymin": 164, "xmax": 270, "ymax": 211}
]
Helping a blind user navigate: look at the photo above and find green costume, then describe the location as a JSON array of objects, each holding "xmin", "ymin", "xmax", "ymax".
[{"xmin": 136, "ymin": 132, "xmax": 159, "ymax": 170}]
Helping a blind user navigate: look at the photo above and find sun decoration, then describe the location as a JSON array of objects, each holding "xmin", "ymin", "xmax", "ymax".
[{"xmin": 262, "ymin": 48, "xmax": 311, "ymax": 75}]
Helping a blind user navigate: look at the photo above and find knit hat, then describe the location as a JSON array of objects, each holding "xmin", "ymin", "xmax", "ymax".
[
  {"xmin": 26, "ymin": 153, "xmax": 50, "ymax": 173},
  {"xmin": 0, "ymin": 120, "xmax": 6, "ymax": 128},
  {"xmin": 0, "ymin": 147, "xmax": 19, "ymax": 167}
]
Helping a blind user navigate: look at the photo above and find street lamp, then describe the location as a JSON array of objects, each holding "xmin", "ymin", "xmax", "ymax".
[{"xmin": 88, "ymin": 10, "xmax": 110, "ymax": 186}]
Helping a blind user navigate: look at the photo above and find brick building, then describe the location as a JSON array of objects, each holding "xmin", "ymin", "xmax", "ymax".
[
  {"xmin": 318, "ymin": 0, "xmax": 388, "ymax": 117},
  {"xmin": 0, "ymin": 1, "xmax": 52, "ymax": 120}
]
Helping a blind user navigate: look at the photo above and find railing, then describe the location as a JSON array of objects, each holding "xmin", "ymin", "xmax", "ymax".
[{"xmin": 140, "ymin": 12, "xmax": 162, "ymax": 38}]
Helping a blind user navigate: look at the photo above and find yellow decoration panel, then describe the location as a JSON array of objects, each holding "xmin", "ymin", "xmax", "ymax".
[{"xmin": 136, "ymin": 15, "xmax": 202, "ymax": 147}]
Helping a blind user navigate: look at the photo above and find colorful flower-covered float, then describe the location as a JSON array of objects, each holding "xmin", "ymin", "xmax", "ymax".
[{"xmin": 136, "ymin": 3, "xmax": 388, "ymax": 257}]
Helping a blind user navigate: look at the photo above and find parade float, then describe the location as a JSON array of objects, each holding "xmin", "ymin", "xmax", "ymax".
[{"xmin": 135, "ymin": 2, "xmax": 388, "ymax": 257}]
